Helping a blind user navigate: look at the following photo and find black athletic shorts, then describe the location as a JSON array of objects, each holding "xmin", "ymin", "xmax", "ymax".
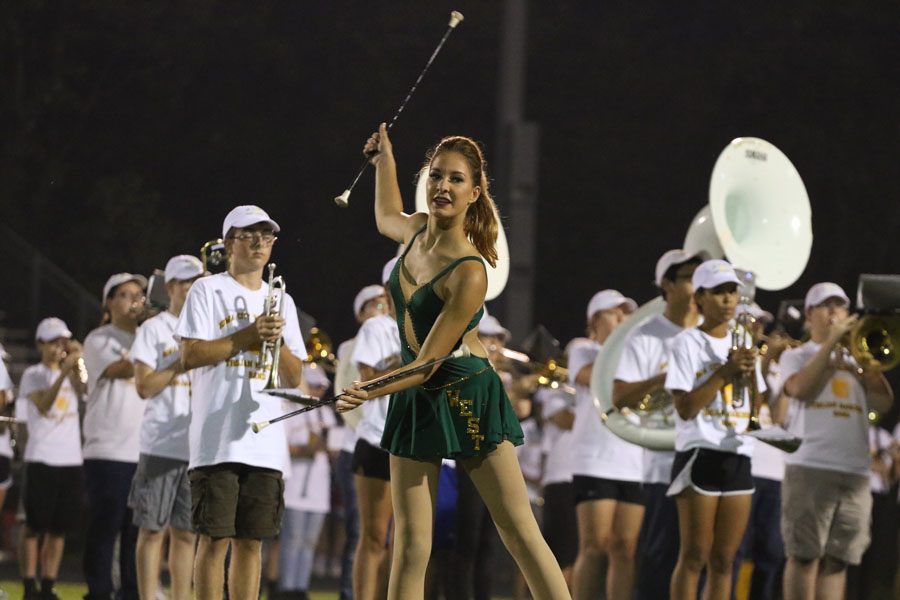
[
  {"xmin": 670, "ymin": 448, "xmax": 753, "ymax": 496},
  {"xmin": 573, "ymin": 475, "xmax": 645, "ymax": 506},
  {"xmin": 352, "ymin": 439, "xmax": 391, "ymax": 481},
  {"xmin": 542, "ymin": 481, "xmax": 578, "ymax": 568},
  {"xmin": 24, "ymin": 462, "xmax": 83, "ymax": 534},
  {"xmin": 189, "ymin": 462, "xmax": 284, "ymax": 539}
]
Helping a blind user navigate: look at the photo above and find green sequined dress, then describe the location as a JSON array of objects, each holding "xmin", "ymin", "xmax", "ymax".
[{"xmin": 380, "ymin": 227, "xmax": 524, "ymax": 460}]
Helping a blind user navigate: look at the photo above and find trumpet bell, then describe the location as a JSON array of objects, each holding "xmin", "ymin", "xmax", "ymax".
[
  {"xmin": 415, "ymin": 167, "xmax": 509, "ymax": 300},
  {"xmin": 850, "ymin": 315, "xmax": 900, "ymax": 371},
  {"xmin": 200, "ymin": 239, "xmax": 226, "ymax": 273}
]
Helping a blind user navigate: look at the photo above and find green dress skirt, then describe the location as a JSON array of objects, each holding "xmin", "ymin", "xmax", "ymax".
[{"xmin": 380, "ymin": 226, "xmax": 524, "ymax": 460}]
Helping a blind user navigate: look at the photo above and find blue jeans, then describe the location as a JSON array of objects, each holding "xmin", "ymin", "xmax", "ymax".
[
  {"xmin": 733, "ymin": 476, "xmax": 784, "ymax": 600},
  {"xmin": 634, "ymin": 482, "xmax": 680, "ymax": 600},
  {"xmin": 335, "ymin": 449, "xmax": 358, "ymax": 600},
  {"xmin": 82, "ymin": 459, "xmax": 139, "ymax": 600},
  {"xmin": 279, "ymin": 509, "xmax": 327, "ymax": 591}
]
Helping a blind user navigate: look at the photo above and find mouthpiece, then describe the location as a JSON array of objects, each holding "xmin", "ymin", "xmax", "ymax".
[
  {"xmin": 449, "ymin": 11, "xmax": 464, "ymax": 28},
  {"xmin": 335, "ymin": 190, "xmax": 351, "ymax": 208}
]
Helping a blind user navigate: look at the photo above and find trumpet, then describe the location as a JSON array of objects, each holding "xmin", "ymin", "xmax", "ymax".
[
  {"xmin": 729, "ymin": 310, "xmax": 760, "ymax": 431},
  {"xmin": 305, "ymin": 327, "xmax": 336, "ymax": 372},
  {"xmin": 490, "ymin": 346, "xmax": 573, "ymax": 394},
  {"xmin": 261, "ymin": 263, "xmax": 286, "ymax": 390}
]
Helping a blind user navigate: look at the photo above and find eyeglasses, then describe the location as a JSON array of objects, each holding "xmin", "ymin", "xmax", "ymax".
[
  {"xmin": 115, "ymin": 292, "xmax": 146, "ymax": 302},
  {"xmin": 231, "ymin": 232, "xmax": 277, "ymax": 245}
]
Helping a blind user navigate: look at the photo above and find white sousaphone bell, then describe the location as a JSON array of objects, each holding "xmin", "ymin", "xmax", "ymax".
[
  {"xmin": 413, "ymin": 166, "xmax": 510, "ymax": 300},
  {"xmin": 591, "ymin": 137, "xmax": 813, "ymax": 450}
]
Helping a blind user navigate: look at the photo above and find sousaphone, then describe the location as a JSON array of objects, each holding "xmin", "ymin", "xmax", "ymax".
[{"xmin": 592, "ymin": 137, "xmax": 813, "ymax": 450}]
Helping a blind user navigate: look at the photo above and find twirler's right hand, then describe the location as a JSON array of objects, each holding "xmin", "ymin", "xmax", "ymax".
[{"xmin": 363, "ymin": 123, "xmax": 393, "ymax": 166}]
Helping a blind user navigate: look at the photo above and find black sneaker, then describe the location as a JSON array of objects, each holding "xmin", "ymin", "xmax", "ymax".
[{"xmin": 40, "ymin": 591, "xmax": 60, "ymax": 600}]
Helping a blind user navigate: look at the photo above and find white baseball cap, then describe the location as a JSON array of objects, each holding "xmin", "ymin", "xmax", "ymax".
[
  {"xmin": 586, "ymin": 290, "xmax": 637, "ymax": 320},
  {"xmin": 655, "ymin": 249, "xmax": 710, "ymax": 287},
  {"xmin": 478, "ymin": 315, "xmax": 510, "ymax": 340},
  {"xmin": 222, "ymin": 205, "xmax": 281, "ymax": 239},
  {"xmin": 102, "ymin": 272, "xmax": 148, "ymax": 303},
  {"xmin": 804, "ymin": 282, "xmax": 850, "ymax": 310},
  {"xmin": 303, "ymin": 363, "xmax": 331, "ymax": 389},
  {"xmin": 736, "ymin": 302, "xmax": 774, "ymax": 324},
  {"xmin": 382, "ymin": 257, "xmax": 399, "ymax": 286},
  {"xmin": 691, "ymin": 259, "xmax": 741, "ymax": 291},
  {"xmin": 164, "ymin": 255, "xmax": 205, "ymax": 283},
  {"xmin": 35, "ymin": 317, "xmax": 73, "ymax": 342},
  {"xmin": 354, "ymin": 285, "xmax": 385, "ymax": 318}
]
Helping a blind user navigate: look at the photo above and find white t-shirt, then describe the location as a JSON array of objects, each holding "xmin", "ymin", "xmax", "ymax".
[
  {"xmin": 283, "ymin": 405, "xmax": 335, "ymax": 513},
  {"xmin": 615, "ymin": 314, "xmax": 682, "ymax": 484},
  {"xmin": 569, "ymin": 339, "xmax": 644, "ymax": 482},
  {"xmin": 335, "ymin": 338, "xmax": 360, "ymax": 452},
  {"xmin": 131, "ymin": 311, "xmax": 192, "ymax": 461},
  {"xmin": 351, "ymin": 315, "xmax": 401, "ymax": 447},
  {"xmin": 665, "ymin": 328, "xmax": 765, "ymax": 457},
  {"xmin": 749, "ymin": 404, "xmax": 785, "ymax": 481},
  {"xmin": 18, "ymin": 363, "xmax": 83, "ymax": 466},
  {"xmin": 175, "ymin": 272, "xmax": 306, "ymax": 474},
  {"xmin": 539, "ymin": 387, "xmax": 575, "ymax": 486},
  {"xmin": 517, "ymin": 417, "xmax": 543, "ymax": 503},
  {"xmin": 82, "ymin": 324, "xmax": 144, "ymax": 462},
  {"xmin": 0, "ymin": 361, "xmax": 15, "ymax": 459},
  {"xmin": 780, "ymin": 341, "xmax": 869, "ymax": 476}
]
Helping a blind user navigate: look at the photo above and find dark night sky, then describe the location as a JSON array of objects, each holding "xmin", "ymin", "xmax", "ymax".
[{"xmin": 2, "ymin": 1, "xmax": 899, "ymax": 348}]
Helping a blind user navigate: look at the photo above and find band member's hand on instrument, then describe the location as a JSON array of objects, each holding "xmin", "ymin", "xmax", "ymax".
[
  {"xmin": 335, "ymin": 381, "xmax": 370, "ymax": 412},
  {"xmin": 363, "ymin": 123, "xmax": 393, "ymax": 165},
  {"xmin": 826, "ymin": 313, "xmax": 859, "ymax": 345},
  {"xmin": 61, "ymin": 341, "xmax": 83, "ymax": 371},
  {"xmin": 722, "ymin": 347, "xmax": 757, "ymax": 379},
  {"xmin": 254, "ymin": 314, "xmax": 285, "ymax": 344}
]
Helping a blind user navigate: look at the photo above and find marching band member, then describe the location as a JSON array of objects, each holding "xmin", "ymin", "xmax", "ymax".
[
  {"xmin": 665, "ymin": 259, "xmax": 764, "ymax": 600},
  {"xmin": 82, "ymin": 272, "xmax": 147, "ymax": 600},
  {"xmin": 779, "ymin": 283, "xmax": 893, "ymax": 600},
  {"xmin": 350, "ymin": 274, "xmax": 399, "ymax": 600},
  {"xmin": 338, "ymin": 124, "xmax": 570, "ymax": 600},
  {"xmin": 613, "ymin": 249, "xmax": 704, "ymax": 600},
  {"xmin": 129, "ymin": 255, "xmax": 204, "ymax": 600},
  {"xmin": 333, "ymin": 276, "xmax": 392, "ymax": 600},
  {"xmin": 18, "ymin": 318, "xmax": 85, "ymax": 600},
  {"xmin": 280, "ymin": 364, "xmax": 336, "ymax": 600},
  {"xmin": 569, "ymin": 289, "xmax": 641, "ymax": 600},
  {"xmin": 177, "ymin": 206, "xmax": 306, "ymax": 600},
  {"xmin": 732, "ymin": 303, "xmax": 788, "ymax": 600}
]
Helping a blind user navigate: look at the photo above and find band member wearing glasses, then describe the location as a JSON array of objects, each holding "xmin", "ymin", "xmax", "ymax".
[
  {"xmin": 338, "ymin": 124, "xmax": 570, "ymax": 600},
  {"xmin": 177, "ymin": 205, "xmax": 306, "ymax": 600},
  {"xmin": 82, "ymin": 272, "xmax": 147, "ymax": 600},
  {"xmin": 18, "ymin": 318, "xmax": 85, "ymax": 600},
  {"xmin": 779, "ymin": 283, "xmax": 893, "ymax": 600},
  {"xmin": 613, "ymin": 249, "xmax": 704, "ymax": 600},
  {"xmin": 569, "ymin": 289, "xmax": 641, "ymax": 600},
  {"xmin": 665, "ymin": 260, "xmax": 764, "ymax": 600},
  {"xmin": 129, "ymin": 255, "xmax": 204, "ymax": 600}
]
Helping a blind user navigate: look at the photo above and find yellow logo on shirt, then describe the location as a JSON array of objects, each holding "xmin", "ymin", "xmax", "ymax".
[{"xmin": 831, "ymin": 378, "xmax": 850, "ymax": 398}]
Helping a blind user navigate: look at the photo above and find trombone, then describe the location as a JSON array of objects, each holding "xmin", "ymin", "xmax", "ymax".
[{"xmin": 261, "ymin": 263, "xmax": 286, "ymax": 390}]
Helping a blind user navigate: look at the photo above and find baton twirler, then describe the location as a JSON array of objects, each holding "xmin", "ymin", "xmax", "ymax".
[{"xmin": 251, "ymin": 344, "xmax": 471, "ymax": 433}]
